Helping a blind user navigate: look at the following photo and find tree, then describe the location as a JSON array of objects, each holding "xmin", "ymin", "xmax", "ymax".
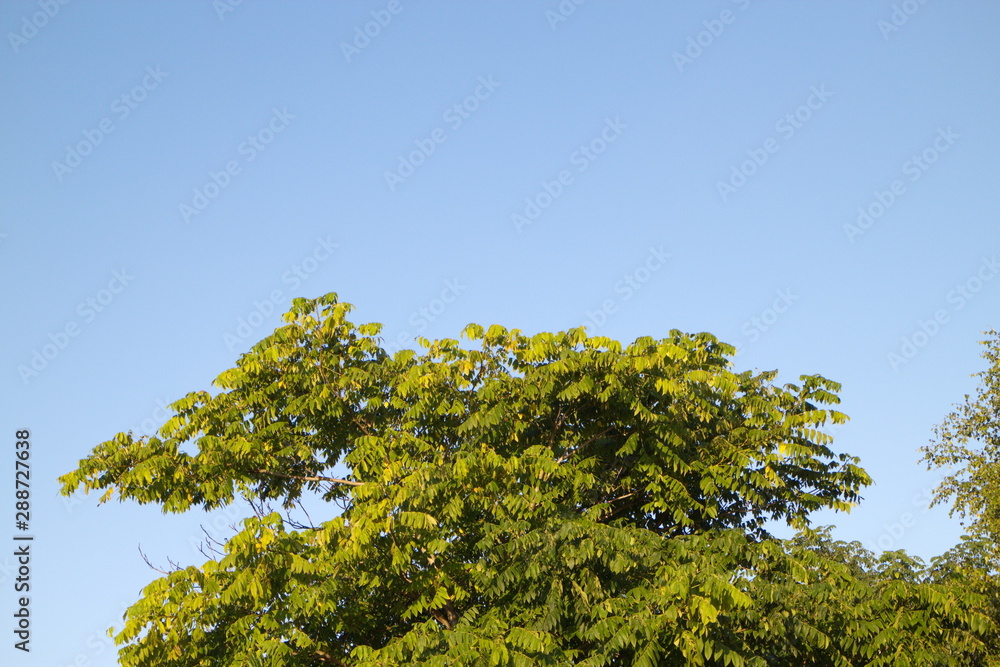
[
  {"xmin": 922, "ymin": 330, "xmax": 1000, "ymax": 548},
  {"xmin": 60, "ymin": 294, "xmax": 994, "ymax": 665},
  {"xmin": 921, "ymin": 330, "xmax": 1000, "ymax": 664}
]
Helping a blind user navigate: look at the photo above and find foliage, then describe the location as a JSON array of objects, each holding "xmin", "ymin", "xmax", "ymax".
[
  {"xmin": 922, "ymin": 330, "xmax": 1000, "ymax": 547},
  {"xmin": 61, "ymin": 294, "xmax": 996, "ymax": 665},
  {"xmin": 921, "ymin": 330, "xmax": 1000, "ymax": 664}
]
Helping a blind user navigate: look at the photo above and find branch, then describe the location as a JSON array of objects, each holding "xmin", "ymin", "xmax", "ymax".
[
  {"xmin": 285, "ymin": 642, "xmax": 347, "ymax": 665},
  {"xmin": 195, "ymin": 524, "xmax": 227, "ymax": 560},
  {"xmin": 548, "ymin": 408, "xmax": 565, "ymax": 447},
  {"xmin": 598, "ymin": 491, "xmax": 641, "ymax": 522},
  {"xmin": 295, "ymin": 498, "xmax": 317, "ymax": 529},
  {"xmin": 309, "ymin": 648, "xmax": 345, "ymax": 665},
  {"xmin": 556, "ymin": 426, "xmax": 615, "ymax": 464},
  {"xmin": 138, "ymin": 544, "xmax": 177, "ymax": 575},
  {"xmin": 255, "ymin": 469, "xmax": 365, "ymax": 487},
  {"xmin": 430, "ymin": 600, "xmax": 461, "ymax": 630}
]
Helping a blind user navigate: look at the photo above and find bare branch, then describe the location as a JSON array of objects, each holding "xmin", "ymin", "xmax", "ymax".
[
  {"xmin": 194, "ymin": 524, "xmax": 227, "ymax": 561},
  {"xmin": 138, "ymin": 544, "xmax": 175, "ymax": 575},
  {"xmin": 296, "ymin": 498, "xmax": 317, "ymax": 529}
]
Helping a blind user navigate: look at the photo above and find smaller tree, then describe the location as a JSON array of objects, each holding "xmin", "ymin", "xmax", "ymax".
[
  {"xmin": 921, "ymin": 330, "xmax": 1000, "ymax": 553},
  {"xmin": 922, "ymin": 330, "xmax": 1000, "ymax": 663}
]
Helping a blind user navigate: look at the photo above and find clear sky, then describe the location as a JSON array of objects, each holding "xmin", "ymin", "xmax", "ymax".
[{"xmin": 2, "ymin": 1, "xmax": 999, "ymax": 664}]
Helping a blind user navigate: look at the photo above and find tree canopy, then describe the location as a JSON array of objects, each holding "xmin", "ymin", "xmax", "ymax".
[
  {"xmin": 922, "ymin": 330, "xmax": 1000, "ymax": 549},
  {"xmin": 60, "ymin": 294, "xmax": 997, "ymax": 665},
  {"xmin": 921, "ymin": 330, "xmax": 1000, "ymax": 661}
]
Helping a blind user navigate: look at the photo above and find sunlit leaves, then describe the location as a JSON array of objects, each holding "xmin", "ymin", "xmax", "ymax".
[{"xmin": 59, "ymin": 294, "xmax": 997, "ymax": 666}]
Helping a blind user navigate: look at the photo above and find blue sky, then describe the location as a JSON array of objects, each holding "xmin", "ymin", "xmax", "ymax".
[{"xmin": 2, "ymin": 1, "xmax": 999, "ymax": 664}]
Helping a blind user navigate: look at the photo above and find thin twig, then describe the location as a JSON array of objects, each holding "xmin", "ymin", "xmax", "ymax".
[
  {"xmin": 256, "ymin": 469, "xmax": 365, "ymax": 487},
  {"xmin": 138, "ymin": 544, "xmax": 174, "ymax": 575},
  {"xmin": 556, "ymin": 426, "xmax": 615, "ymax": 464}
]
